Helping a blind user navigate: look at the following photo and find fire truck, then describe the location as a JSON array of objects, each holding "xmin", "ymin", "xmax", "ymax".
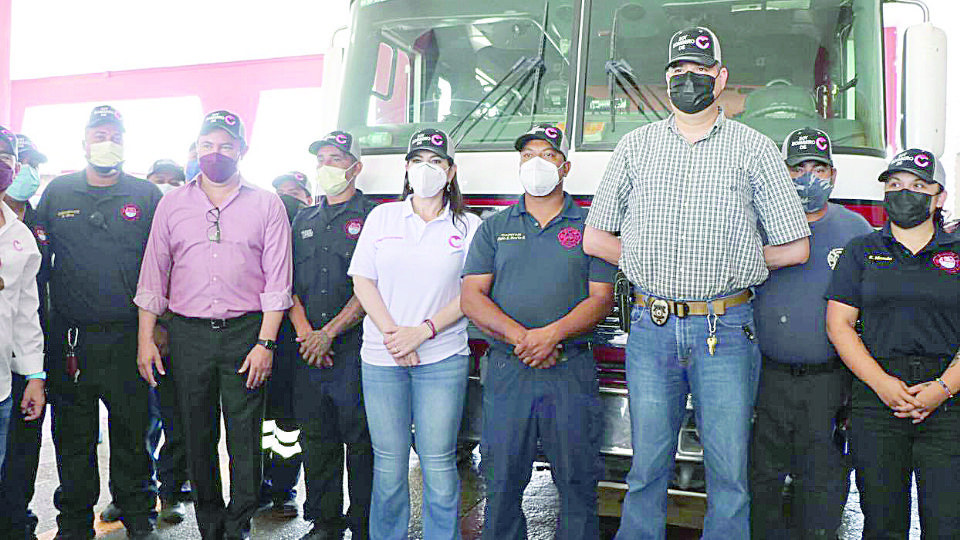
[{"xmin": 331, "ymin": 0, "xmax": 946, "ymax": 521}]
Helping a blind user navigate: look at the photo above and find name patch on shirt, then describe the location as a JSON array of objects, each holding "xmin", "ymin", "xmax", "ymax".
[
  {"xmin": 497, "ymin": 232, "xmax": 525, "ymax": 242},
  {"xmin": 867, "ymin": 252, "xmax": 893, "ymax": 267},
  {"xmin": 300, "ymin": 228, "xmax": 314, "ymax": 239},
  {"xmin": 57, "ymin": 209, "xmax": 80, "ymax": 219}
]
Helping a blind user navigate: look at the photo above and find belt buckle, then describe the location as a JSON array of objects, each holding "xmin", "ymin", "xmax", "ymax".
[
  {"xmin": 210, "ymin": 319, "xmax": 226, "ymax": 330},
  {"xmin": 790, "ymin": 364, "xmax": 807, "ymax": 377},
  {"xmin": 649, "ymin": 298, "xmax": 670, "ymax": 326}
]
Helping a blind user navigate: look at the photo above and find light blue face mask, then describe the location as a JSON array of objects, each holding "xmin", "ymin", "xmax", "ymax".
[
  {"xmin": 793, "ymin": 171, "xmax": 834, "ymax": 213},
  {"xmin": 6, "ymin": 164, "xmax": 40, "ymax": 202}
]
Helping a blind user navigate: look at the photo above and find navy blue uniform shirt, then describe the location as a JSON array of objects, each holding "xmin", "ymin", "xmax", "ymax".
[
  {"xmin": 462, "ymin": 193, "xmax": 617, "ymax": 347},
  {"xmin": 826, "ymin": 223, "xmax": 960, "ymax": 360},
  {"xmin": 36, "ymin": 171, "xmax": 161, "ymax": 324},
  {"xmin": 754, "ymin": 204, "xmax": 873, "ymax": 363}
]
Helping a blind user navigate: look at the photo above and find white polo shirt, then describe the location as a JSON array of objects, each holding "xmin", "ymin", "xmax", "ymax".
[
  {"xmin": 348, "ymin": 197, "xmax": 481, "ymax": 367},
  {"xmin": 0, "ymin": 201, "xmax": 44, "ymax": 402}
]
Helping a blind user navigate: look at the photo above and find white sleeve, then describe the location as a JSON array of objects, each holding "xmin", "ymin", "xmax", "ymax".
[{"xmin": 12, "ymin": 244, "xmax": 44, "ymax": 376}]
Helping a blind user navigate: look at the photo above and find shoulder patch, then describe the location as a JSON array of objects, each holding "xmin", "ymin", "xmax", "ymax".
[{"xmin": 827, "ymin": 247, "xmax": 844, "ymax": 270}]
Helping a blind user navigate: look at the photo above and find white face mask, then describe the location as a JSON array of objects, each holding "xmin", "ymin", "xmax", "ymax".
[
  {"xmin": 406, "ymin": 162, "xmax": 448, "ymax": 198},
  {"xmin": 87, "ymin": 140, "xmax": 124, "ymax": 168},
  {"xmin": 519, "ymin": 156, "xmax": 563, "ymax": 196},
  {"xmin": 316, "ymin": 164, "xmax": 355, "ymax": 196},
  {"xmin": 157, "ymin": 183, "xmax": 175, "ymax": 195}
]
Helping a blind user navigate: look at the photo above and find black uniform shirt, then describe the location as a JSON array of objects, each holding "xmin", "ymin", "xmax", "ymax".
[
  {"xmin": 463, "ymin": 193, "xmax": 617, "ymax": 347},
  {"xmin": 292, "ymin": 190, "xmax": 377, "ymax": 350},
  {"xmin": 826, "ymin": 223, "xmax": 960, "ymax": 360},
  {"xmin": 36, "ymin": 171, "xmax": 162, "ymax": 324}
]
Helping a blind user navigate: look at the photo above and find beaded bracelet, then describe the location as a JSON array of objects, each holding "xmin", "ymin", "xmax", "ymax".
[
  {"xmin": 935, "ymin": 377, "xmax": 954, "ymax": 399},
  {"xmin": 424, "ymin": 319, "xmax": 437, "ymax": 340}
]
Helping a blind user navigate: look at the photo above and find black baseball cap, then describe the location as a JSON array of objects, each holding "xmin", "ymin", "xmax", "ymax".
[
  {"xmin": 667, "ymin": 27, "xmax": 722, "ymax": 69},
  {"xmin": 0, "ymin": 126, "xmax": 17, "ymax": 160},
  {"xmin": 15, "ymin": 134, "xmax": 47, "ymax": 164},
  {"xmin": 199, "ymin": 110, "xmax": 247, "ymax": 149},
  {"xmin": 272, "ymin": 171, "xmax": 312, "ymax": 197},
  {"xmin": 147, "ymin": 159, "xmax": 185, "ymax": 181},
  {"xmin": 406, "ymin": 128, "xmax": 454, "ymax": 162},
  {"xmin": 309, "ymin": 130, "xmax": 361, "ymax": 161},
  {"xmin": 515, "ymin": 123, "xmax": 570, "ymax": 157},
  {"xmin": 86, "ymin": 105, "xmax": 125, "ymax": 132},
  {"xmin": 878, "ymin": 148, "xmax": 943, "ymax": 187},
  {"xmin": 782, "ymin": 128, "xmax": 833, "ymax": 167}
]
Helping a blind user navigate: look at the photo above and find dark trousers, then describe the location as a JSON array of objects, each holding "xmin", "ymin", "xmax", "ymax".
[
  {"xmin": 749, "ymin": 359, "xmax": 851, "ymax": 540},
  {"xmin": 0, "ymin": 374, "xmax": 45, "ymax": 540},
  {"xmin": 298, "ymin": 363, "xmax": 373, "ymax": 538},
  {"xmin": 850, "ymin": 357, "xmax": 960, "ymax": 540},
  {"xmin": 49, "ymin": 319, "xmax": 157, "ymax": 537},
  {"xmin": 153, "ymin": 355, "xmax": 190, "ymax": 501},
  {"xmin": 481, "ymin": 346, "xmax": 601, "ymax": 540},
  {"xmin": 169, "ymin": 313, "xmax": 266, "ymax": 540}
]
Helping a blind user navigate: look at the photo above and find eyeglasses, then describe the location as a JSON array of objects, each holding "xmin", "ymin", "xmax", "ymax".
[{"xmin": 206, "ymin": 207, "xmax": 221, "ymax": 243}]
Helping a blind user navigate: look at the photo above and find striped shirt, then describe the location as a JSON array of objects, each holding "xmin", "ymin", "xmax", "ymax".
[{"xmin": 586, "ymin": 110, "xmax": 810, "ymax": 301}]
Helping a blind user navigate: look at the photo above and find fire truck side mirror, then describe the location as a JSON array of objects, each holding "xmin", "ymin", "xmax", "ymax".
[{"xmin": 900, "ymin": 22, "xmax": 947, "ymax": 157}]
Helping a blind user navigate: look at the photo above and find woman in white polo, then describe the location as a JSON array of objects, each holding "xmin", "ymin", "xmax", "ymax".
[{"xmin": 348, "ymin": 128, "xmax": 481, "ymax": 540}]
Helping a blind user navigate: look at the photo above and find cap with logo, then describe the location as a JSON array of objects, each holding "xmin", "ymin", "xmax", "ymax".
[
  {"xmin": 406, "ymin": 128, "xmax": 455, "ymax": 162},
  {"xmin": 309, "ymin": 130, "xmax": 361, "ymax": 161},
  {"xmin": 147, "ymin": 159, "xmax": 185, "ymax": 181},
  {"xmin": 0, "ymin": 127, "xmax": 19, "ymax": 160},
  {"xmin": 782, "ymin": 127, "xmax": 833, "ymax": 167},
  {"xmin": 15, "ymin": 134, "xmax": 48, "ymax": 164},
  {"xmin": 878, "ymin": 148, "xmax": 943, "ymax": 187},
  {"xmin": 199, "ymin": 110, "xmax": 247, "ymax": 149},
  {"xmin": 515, "ymin": 123, "xmax": 570, "ymax": 157},
  {"xmin": 272, "ymin": 171, "xmax": 312, "ymax": 197},
  {"xmin": 667, "ymin": 27, "xmax": 722, "ymax": 69},
  {"xmin": 87, "ymin": 105, "xmax": 125, "ymax": 132}
]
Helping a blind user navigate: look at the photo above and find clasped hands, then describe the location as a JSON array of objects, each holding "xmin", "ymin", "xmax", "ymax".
[{"xmin": 874, "ymin": 374, "xmax": 950, "ymax": 424}]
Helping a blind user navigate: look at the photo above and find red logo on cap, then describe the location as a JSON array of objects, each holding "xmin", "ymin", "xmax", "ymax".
[
  {"xmin": 544, "ymin": 127, "xmax": 559, "ymax": 139},
  {"xmin": 695, "ymin": 35, "xmax": 711, "ymax": 49},
  {"xmin": 558, "ymin": 227, "xmax": 582, "ymax": 249},
  {"xmin": 344, "ymin": 218, "xmax": 363, "ymax": 239},
  {"xmin": 431, "ymin": 134, "xmax": 444, "ymax": 146},
  {"xmin": 815, "ymin": 137, "xmax": 828, "ymax": 151},
  {"xmin": 914, "ymin": 154, "xmax": 930, "ymax": 168},
  {"xmin": 934, "ymin": 252, "xmax": 960, "ymax": 274},
  {"xmin": 335, "ymin": 134, "xmax": 348, "ymax": 145},
  {"xmin": 120, "ymin": 204, "xmax": 141, "ymax": 222}
]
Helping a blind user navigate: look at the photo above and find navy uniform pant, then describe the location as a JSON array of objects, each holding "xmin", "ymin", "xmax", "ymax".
[
  {"xmin": 0, "ymin": 374, "xmax": 45, "ymax": 540},
  {"xmin": 749, "ymin": 358, "xmax": 851, "ymax": 540},
  {"xmin": 480, "ymin": 346, "xmax": 601, "ymax": 540}
]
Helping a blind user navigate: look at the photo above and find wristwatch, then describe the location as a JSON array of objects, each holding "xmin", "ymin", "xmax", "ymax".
[{"xmin": 257, "ymin": 339, "xmax": 278, "ymax": 351}]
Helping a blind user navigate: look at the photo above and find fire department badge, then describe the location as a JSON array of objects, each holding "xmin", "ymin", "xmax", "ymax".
[
  {"xmin": 120, "ymin": 204, "xmax": 141, "ymax": 221},
  {"xmin": 933, "ymin": 251, "xmax": 960, "ymax": 274},
  {"xmin": 649, "ymin": 299, "xmax": 670, "ymax": 326},
  {"xmin": 827, "ymin": 248, "xmax": 844, "ymax": 270},
  {"xmin": 557, "ymin": 227, "xmax": 582, "ymax": 249},
  {"xmin": 33, "ymin": 226, "xmax": 48, "ymax": 245},
  {"xmin": 344, "ymin": 218, "xmax": 363, "ymax": 239}
]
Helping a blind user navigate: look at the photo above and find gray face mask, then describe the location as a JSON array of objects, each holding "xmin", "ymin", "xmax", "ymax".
[{"xmin": 793, "ymin": 171, "xmax": 834, "ymax": 213}]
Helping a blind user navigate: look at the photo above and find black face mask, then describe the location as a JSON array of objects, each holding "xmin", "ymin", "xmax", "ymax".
[
  {"xmin": 884, "ymin": 189, "xmax": 935, "ymax": 229},
  {"xmin": 668, "ymin": 72, "xmax": 717, "ymax": 114}
]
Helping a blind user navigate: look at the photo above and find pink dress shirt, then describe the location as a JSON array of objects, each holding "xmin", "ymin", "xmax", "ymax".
[{"xmin": 135, "ymin": 177, "xmax": 293, "ymax": 319}]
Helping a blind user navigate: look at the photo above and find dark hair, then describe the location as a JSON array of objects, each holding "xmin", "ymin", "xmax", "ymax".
[{"xmin": 399, "ymin": 157, "xmax": 469, "ymax": 234}]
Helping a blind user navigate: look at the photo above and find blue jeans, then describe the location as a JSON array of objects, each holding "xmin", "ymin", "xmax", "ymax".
[
  {"xmin": 362, "ymin": 354, "xmax": 468, "ymax": 540},
  {"xmin": 616, "ymin": 300, "xmax": 760, "ymax": 540},
  {"xmin": 0, "ymin": 395, "xmax": 12, "ymax": 483}
]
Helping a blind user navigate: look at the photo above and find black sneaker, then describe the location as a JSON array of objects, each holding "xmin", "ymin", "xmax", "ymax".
[
  {"xmin": 159, "ymin": 499, "xmax": 187, "ymax": 524},
  {"xmin": 99, "ymin": 503, "xmax": 122, "ymax": 523},
  {"xmin": 272, "ymin": 497, "xmax": 299, "ymax": 519},
  {"xmin": 298, "ymin": 525, "xmax": 343, "ymax": 540}
]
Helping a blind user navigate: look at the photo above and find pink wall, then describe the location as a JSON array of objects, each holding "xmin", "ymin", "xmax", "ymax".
[
  {"xmin": 8, "ymin": 54, "xmax": 325, "ymax": 146},
  {"xmin": 0, "ymin": 0, "xmax": 12, "ymax": 126}
]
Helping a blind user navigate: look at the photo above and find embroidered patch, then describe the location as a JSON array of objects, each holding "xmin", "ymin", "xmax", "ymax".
[
  {"xmin": 344, "ymin": 218, "xmax": 363, "ymax": 239},
  {"xmin": 120, "ymin": 204, "xmax": 141, "ymax": 221},
  {"xmin": 57, "ymin": 209, "xmax": 80, "ymax": 219},
  {"xmin": 33, "ymin": 226, "xmax": 48, "ymax": 245},
  {"xmin": 933, "ymin": 251, "xmax": 960, "ymax": 274},
  {"xmin": 12, "ymin": 239, "xmax": 23, "ymax": 251},
  {"xmin": 448, "ymin": 235, "xmax": 463, "ymax": 249},
  {"xmin": 557, "ymin": 227, "xmax": 582, "ymax": 249},
  {"xmin": 496, "ymin": 232, "xmax": 525, "ymax": 242},
  {"xmin": 827, "ymin": 247, "xmax": 844, "ymax": 270},
  {"xmin": 300, "ymin": 228, "xmax": 314, "ymax": 239}
]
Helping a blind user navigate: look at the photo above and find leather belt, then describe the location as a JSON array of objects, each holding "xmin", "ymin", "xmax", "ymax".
[
  {"xmin": 634, "ymin": 289, "xmax": 752, "ymax": 318},
  {"xmin": 764, "ymin": 357, "xmax": 844, "ymax": 376},
  {"xmin": 173, "ymin": 311, "xmax": 260, "ymax": 331}
]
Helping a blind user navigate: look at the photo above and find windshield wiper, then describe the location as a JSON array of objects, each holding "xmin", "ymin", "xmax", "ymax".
[{"xmin": 606, "ymin": 5, "xmax": 666, "ymax": 131}]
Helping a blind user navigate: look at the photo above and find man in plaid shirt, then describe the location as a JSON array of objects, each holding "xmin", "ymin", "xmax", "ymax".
[{"xmin": 584, "ymin": 27, "xmax": 810, "ymax": 540}]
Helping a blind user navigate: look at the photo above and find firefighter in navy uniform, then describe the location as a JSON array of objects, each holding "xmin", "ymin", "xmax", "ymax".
[
  {"xmin": 827, "ymin": 149, "xmax": 960, "ymax": 539},
  {"xmin": 37, "ymin": 105, "xmax": 162, "ymax": 540},
  {"xmin": 289, "ymin": 131, "xmax": 375, "ymax": 540}
]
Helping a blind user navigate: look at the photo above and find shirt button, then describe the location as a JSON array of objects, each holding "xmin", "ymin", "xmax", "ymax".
[
  {"xmin": 321, "ymin": 268, "xmax": 328, "ymax": 273},
  {"xmin": 780, "ymin": 316, "xmax": 787, "ymax": 323},
  {"xmin": 212, "ymin": 277, "xmax": 218, "ymax": 282},
  {"xmin": 322, "ymin": 246, "xmax": 329, "ymax": 252},
  {"xmin": 321, "ymin": 312, "xmax": 328, "ymax": 318},
  {"xmin": 321, "ymin": 289, "xmax": 327, "ymax": 294},
  {"xmin": 326, "ymin": 225, "xmax": 332, "ymax": 231},
  {"xmin": 213, "ymin": 253, "xmax": 218, "ymax": 258},
  {"xmin": 213, "ymin": 299, "xmax": 219, "ymax": 303}
]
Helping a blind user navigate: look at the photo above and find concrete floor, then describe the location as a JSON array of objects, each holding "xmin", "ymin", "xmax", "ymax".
[{"xmin": 23, "ymin": 403, "xmax": 919, "ymax": 540}]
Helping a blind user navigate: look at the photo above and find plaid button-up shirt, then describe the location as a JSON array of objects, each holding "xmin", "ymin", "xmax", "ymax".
[{"xmin": 586, "ymin": 110, "xmax": 810, "ymax": 301}]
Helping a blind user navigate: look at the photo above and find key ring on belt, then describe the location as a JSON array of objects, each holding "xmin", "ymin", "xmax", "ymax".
[{"xmin": 67, "ymin": 327, "xmax": 79, "ymax": 349}]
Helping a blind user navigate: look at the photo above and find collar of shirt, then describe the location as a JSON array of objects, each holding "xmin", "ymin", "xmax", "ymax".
[
  {"xmin": 880, "ymin": 221, "xmax": 955, "ymax": 255},
  {"xmin": 0, "ymin": 200, "xmax": 17, "ymax": 235},
  {"xmin": 666, "ymin": 106, "xmax": 726, "ymax": 142},
  {"xmin": 400, "ymin": 195, "xmax": 452, "ymax": 223},
  {"xmin": 183, "ymin": 174, "xmax": 256, "ymax": 210},
  {"xmin": 318, "ymin": 189, "xmax": 367, "ymax": 220},
  {"xmin": 70, "ymin": 171, "xmax": 138, "ymax": 196},
  {"xmin": 512, "ymin": 192, "xmax": 583, "ymax": 226}
]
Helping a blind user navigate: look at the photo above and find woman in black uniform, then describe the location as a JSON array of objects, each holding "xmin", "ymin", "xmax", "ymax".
[{"xmin": 826, "ymin": 148, "xmax": 960, "ymax": 539}]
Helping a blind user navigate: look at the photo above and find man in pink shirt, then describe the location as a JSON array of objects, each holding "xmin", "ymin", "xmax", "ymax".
[{"xmin": 135, "ymin": 110, "xmax": 293, "ymax": 540}]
